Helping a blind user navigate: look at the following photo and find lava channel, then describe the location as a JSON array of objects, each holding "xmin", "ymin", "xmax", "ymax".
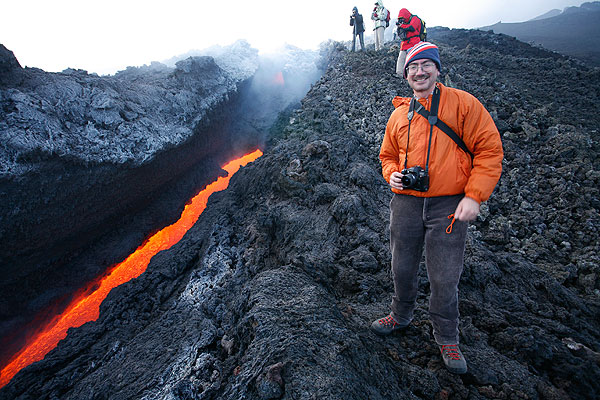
[{"xmin": 0, "ymin": 149, "xmax": 263, "ymax": 388}]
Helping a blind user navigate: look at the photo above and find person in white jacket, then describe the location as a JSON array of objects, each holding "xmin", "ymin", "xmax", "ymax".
[{"xmin": 371, "ymin": 0, "xmax": 388, "ymax": 51}]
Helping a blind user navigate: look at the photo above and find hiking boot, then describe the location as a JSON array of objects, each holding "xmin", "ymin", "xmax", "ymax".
[
  {"xmin": 439, "ymin": 344, "xmax": 467, "ymax": 374},
  {"xmin": 370, "ymin": 314, "xmax": 407, "ymax": 335}
]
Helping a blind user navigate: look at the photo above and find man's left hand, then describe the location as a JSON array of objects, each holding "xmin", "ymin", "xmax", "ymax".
[{"xmin": 454, "ymin": 197, "xmax": 480, "ymax": 221}]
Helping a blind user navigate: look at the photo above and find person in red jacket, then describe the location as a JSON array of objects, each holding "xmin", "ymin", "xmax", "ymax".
[
  {"xmin": 395, "ymin": 8, "xmax": 423, "ymax": 76},
  {"xmin": 371, "ymin": 42, "xmax": 503, "ymax": 375}
]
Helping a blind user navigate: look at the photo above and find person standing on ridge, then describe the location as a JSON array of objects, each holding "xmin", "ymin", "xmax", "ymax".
[
  {"xmin": 372, "ymin": 42, "xmax": 503, "ymax": 375},
  {"xmin": 371, "ymin": 0, "xmax": 388, "ymax": 51},
  {"xmin": 350, "ymin": 6, "xmax": 365, "ymax": 52},
  {"xmin": 395, "ymin": 8, "xmax": 424, "ymax": 76}
]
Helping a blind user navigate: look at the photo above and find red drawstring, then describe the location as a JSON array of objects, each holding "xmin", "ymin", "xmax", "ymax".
[{"xmin": 446, "ymin": 214, "xmax": 456, "ymax": 234}]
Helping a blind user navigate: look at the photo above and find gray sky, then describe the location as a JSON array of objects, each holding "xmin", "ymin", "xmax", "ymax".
[{"xmin": 1, "ymin": 0, "xmax": 584, "ymax": 75}]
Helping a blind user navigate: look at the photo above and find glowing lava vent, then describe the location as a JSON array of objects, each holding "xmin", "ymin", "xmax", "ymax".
[
  {"xmin": 0, "ymin": 149, "xmax": 262, "ymax": 388},
  {"xmin": 273, "ymin": 71, "xmax": 285, "ymax": 86}
]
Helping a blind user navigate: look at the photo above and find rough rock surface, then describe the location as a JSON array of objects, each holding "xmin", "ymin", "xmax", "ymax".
[
  {"xmin": 0, "ymin": 40, "xmax": 324, "ymax": 364},
  {"xmin": 0, "ymin": 42, "xmax": 259, "ymax": 175},
  {"xmin": 0, "ymin": 40, "xmax": 259, "ymax": 348},
  {"xmin": 478, "ymin": 2, "xmax": 600, "ymax": 67},
  {"xmin": 2, "ymin": 29, "xmax": 599, "ymax": 399}
]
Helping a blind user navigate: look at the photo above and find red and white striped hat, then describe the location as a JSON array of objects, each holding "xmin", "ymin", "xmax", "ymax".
[{"xmin": 404, "ymin": 42, "xmax": 441, "ymax": 78}]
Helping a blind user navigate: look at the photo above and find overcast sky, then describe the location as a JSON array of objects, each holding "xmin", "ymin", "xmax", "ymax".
[{"xmin": 1, "ymin": 0, "xmax": 584, "ymax": 75}]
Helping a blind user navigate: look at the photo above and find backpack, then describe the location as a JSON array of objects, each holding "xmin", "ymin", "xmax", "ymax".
[
  {"xmin": 385, "ymin": 9, "xmax": 391, "ymax": 27},
  {"xmin": 407, "ymin": 14, "xmax": 427, "ymax": 41},
  {"xmin": 419, "ymin": 18, "xmax": 427, "ymax": 41}
]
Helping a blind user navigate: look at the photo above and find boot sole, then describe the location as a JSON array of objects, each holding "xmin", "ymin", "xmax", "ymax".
[
  {"xmin": 369, "ymin": 325, "xmax": 406, "ymax": 336},
  {"xmin": 445, "ymin": 366, "xmax": 468, "ymax": 374}
]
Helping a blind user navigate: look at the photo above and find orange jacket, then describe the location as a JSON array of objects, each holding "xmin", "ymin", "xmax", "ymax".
[{"xmin": 379, "ymin": 83, "xmax": 503, "ymax": 203}]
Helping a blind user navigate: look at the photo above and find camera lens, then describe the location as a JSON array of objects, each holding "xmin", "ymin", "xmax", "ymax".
[{"xmin": 401, "ymin": 174, "xmax": 415, "ymax": 188}]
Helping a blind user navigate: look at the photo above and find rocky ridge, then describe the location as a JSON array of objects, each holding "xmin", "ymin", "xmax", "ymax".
[
  {"xmin": 0, "ymin": 40, "xmax": 261, "ymax": 351},
  {"xmin": 1, "ymin": 29, "xmax": 599, "ymax": 399},
  {"xmin": 0, "ymin": 41, "xmax": 259, "ymax": 175},
  {"xmin": 479, "ymin": 2, "xmax": 600, "ymax": 66},
  {"xmin": 0, "ymin": 40, "xmax": 323, "ymax": 365}
]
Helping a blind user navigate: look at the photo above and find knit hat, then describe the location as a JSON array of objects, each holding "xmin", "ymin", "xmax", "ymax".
[{"xmin": 403, "ymin": 42, "xmax": 441, "ymax": 78}]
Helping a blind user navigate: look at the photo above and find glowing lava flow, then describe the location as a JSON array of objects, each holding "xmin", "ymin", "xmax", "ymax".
[
  {"xmin": 0, "ymin": 149, "xmax": 262, "ymax": 389},
  {"xmin": 273, "ymin": 71, "xmax": 285, "ymax": 86}
]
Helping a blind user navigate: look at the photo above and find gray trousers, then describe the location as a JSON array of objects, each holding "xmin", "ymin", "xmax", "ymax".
[
  {"xmin": 352, "ymin": 32, "xmax": 365, "ymax": 52},
  {"xmin": 374, "ymin": 27, "xmax": 385, "ymax": 50},
  {"xmin": 396, "ymin": 50, "xmax": 407, "ymax": 76},
  {"xmin": 389, "ymin": 194, "xmax": 468, "ymax": 344}
]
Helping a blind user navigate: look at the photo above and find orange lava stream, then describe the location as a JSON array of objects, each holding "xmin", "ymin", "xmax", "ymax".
[
  {"xmin": 273, "ymin": 71, "xmax": 285, "ymax": 86},
  {"xmin": 0, "ymin": 149, "xmax": 262, "ymax": 389}
]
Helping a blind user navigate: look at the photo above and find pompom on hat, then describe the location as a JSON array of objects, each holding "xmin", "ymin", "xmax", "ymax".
[{"xmin": 403, "ymin": 42, "xmax": 441, "ymax": 78}]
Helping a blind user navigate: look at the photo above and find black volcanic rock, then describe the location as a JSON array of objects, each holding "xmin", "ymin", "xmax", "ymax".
[
  {"xmin": 479, "ymin": 2, "xmax": 600, "ymax": 66},
  {"xmin": 2, "ymin": 30, "xmax": 599, "ymax": 399},
  {"xmin": 0, "ymin": 44, "xmax": 23, "ymax": 87},
  {"xmin": 0, "ymin": 43, "xmax": 258, "ymax": 175},
  {"xmin": 0, "ymin": 41, "xmax": 260, "ymax": 343},
  {"xmin": 0, "ymin": 40, "xmax": 324, "ymax": 368}
]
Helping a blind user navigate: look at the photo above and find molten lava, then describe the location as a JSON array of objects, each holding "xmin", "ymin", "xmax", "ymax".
[
  {"xmin": 273, "ymin": 71, "xmax": 285, "ymax": 86},
  {"xmin": 0, "ymin": 149, "xmax": 262, "ymax": 389}
]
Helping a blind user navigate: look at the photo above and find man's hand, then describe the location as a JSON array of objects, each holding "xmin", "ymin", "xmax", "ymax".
[
  {"xmin": 454, "ymin": 197, "xmax": 480, "ymax": 221},
  {"xmin": 389, "ymin": 171, "xmax": 404, "ymax": 190}
]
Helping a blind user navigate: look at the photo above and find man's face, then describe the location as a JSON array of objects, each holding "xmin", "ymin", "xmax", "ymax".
[{"xmin": 406, "ymin": 59, "xmax": 439, "ymax": 97}]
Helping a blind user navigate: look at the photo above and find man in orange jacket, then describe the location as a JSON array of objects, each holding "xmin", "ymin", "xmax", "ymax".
[{"xmin": 371, "ymin": 42, "xmax": 503, "ymax": 375}]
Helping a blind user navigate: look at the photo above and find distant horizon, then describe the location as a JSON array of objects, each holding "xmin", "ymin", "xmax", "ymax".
[{"xmin": 1, "ymin": 0, "xmax": 586, "ymax": 75}]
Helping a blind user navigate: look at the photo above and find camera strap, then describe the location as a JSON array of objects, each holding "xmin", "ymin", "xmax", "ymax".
[
  {"xmin": 413, "ymin": 87, "xmax": 475, "ymax": 164},
  {"xmin": 404, "ymin": 99, "xmax": 416, "ymax": 170},
  {"xmin": 404, "ymin": 90, "xmax": 436, "ymax": 173},
  {"xmin": 423, "ymin": 87, "xmax": 440, "ymax": 173}
]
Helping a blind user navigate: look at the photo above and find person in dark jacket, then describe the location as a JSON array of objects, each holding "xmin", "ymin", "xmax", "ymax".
[{"xmin": 350, "ymin": 6, "xmax": 365, "ymax": 52}]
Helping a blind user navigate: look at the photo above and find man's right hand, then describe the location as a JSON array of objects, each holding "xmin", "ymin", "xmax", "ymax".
[{"xmin": 390, "ymin": 171, "xmax": 404, "ymax": 190}]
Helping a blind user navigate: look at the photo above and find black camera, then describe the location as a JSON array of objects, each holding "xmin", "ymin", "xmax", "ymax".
[
  {"xmin": 401, "ymin": 166, "xmax": 429, "ymax": 191},
  {"xmin": 397, "ymin": 26, "xmax": 407, "ymax": 40}
]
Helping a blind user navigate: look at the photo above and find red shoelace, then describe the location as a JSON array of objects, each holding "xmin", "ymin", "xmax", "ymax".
[
  {"xmin": 440, "ymin": 344, "xmax": 461, "ymax": 360},
  {"xmin": 379, "ymin": 315, "xmax": 399, "ymax": 327}
]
